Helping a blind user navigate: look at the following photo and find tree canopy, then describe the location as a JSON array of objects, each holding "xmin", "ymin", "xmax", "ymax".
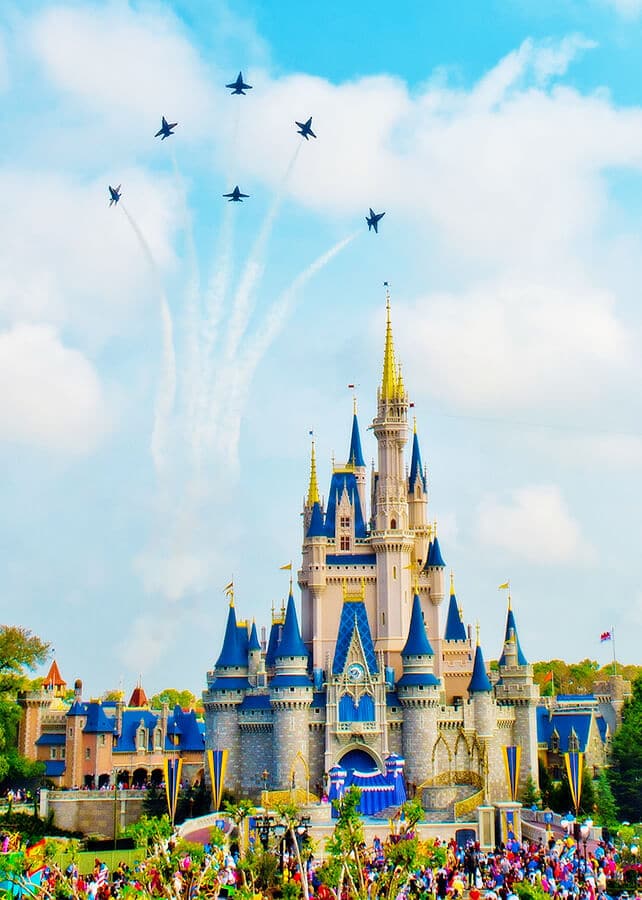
[
  {"xmin": 609, "ymin": 674, "xmax": 642, "ymax": 822},
  {"xmin": 531, "ymin": 658, "xmax": 641, "ymax": 696},
  {"xmin": 150, "ymin": 689, "xmax": 198, "ymax": 710}
]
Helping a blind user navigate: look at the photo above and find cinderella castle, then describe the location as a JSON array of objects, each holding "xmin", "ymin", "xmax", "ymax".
[{"xmin": 203, "ymin": 294, "xmax": 540, "ymax": 810}]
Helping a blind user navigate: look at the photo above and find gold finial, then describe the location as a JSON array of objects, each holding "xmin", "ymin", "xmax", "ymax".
[
  {"xmin": 450, "ymin": 570, "xmax": 455, "ymax": 595},
  {"xmin": 353, "ymin": 395, "xmax": 357, "ymax": 415},
  {"xmin": 433, "ymin": 520, "xmax": 438, "ymax": 536},
  {"xmin": 475, "ymin": 621, "xmax": 481, "ymax": 646},
  {"xmin": 224, "ymin": 580, "xmax": 234, "ymax": 607},
  {"xmin": 413, "ymin": 415, "xmax": 417, "ymax": 435},
  {"xmin": 289, "ymin": 574, "xmax": 293, "ymax": 595},
  {"xmin": 508, "ymin": 590, "xmax": 512, "ymax": 611},
  {"xmin": 381, "ymin": 286, "xmax": 398, "ymax": 401},
  {"xmin": 307, "ymin": 439, "xmax": 320, "ymax": 506}
]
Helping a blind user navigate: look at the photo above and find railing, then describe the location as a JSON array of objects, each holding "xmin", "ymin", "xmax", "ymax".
[
  {"xmin": 454, "ymin": 789, "xmax": 485, "ymax": 820},
  {"xmin": 336, "ymin": 721, "xmax": 379, "ymax": 732},
  {"xmin": 418, "ymin": 770, "xmax": 483, "ymax": 790}
]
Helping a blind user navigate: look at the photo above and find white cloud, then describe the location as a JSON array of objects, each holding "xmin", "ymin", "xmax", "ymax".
[
  {"xmin": 0, "ymin": 323, "xmax": 108, "ymax": 453},
  {"xmin": 602, "ymin": 0, "xmax": 642, "ymax": 19},
  {"xmin": 396, "ymin": 279, "xmax": 634, "ymax": 414},
  {"xmin": 476, "ymin": 484, "xmax": 592, "ymax": 564}
]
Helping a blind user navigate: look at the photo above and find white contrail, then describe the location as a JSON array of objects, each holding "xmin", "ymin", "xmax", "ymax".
[
  {"xmin": 222, "ymin": 142, "xmax": 302, "ymax": 366},
  {"xmin": 219, "ymin": 230, "xmax": 359, "ymax": 467},
  {"xmin": 120, "ymin": 202, "xmax": 177, "ymax": 474}
]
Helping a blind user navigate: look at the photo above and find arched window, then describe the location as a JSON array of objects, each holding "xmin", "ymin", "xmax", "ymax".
[
  {"xmin": 357, "ymin": 694, "xmax": 375, "ymax": 721},
  {"xmin": 338, "ymin": 694, "xmax": 358, "ymax": 722},
  {"xmin": 153, "ymin": 727, "xmax": 163, "ymax": 751},
  {"xmin": 136, "ymin": 725, "xmax": 147, "ymax": 751},
  {"xmin": 391, "ymin": 518, "xmax": 397, "ymax": 530}
]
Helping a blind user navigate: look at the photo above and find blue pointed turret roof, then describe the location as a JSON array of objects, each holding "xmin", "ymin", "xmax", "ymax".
[
  {"xmin": 333, "ymin": 599, "xmax": 378, "ymax": 675},
  {"xmin": 427, "ymin": 535, "xmax": 445, "ymax": 567},
  {"xmin": 276, "ymin": 591, "xmax": 308, "ymax": 659},
  {"xmin": 402, "ymin": 594, "xmax": 434, "ymax": 656},
  {"xmin": 324, "ymin": 470, "xmax": 367, "ymax": 538},
  {"xmin": 468, "ymin": 642, "xmax": 492, "ymax": 694},
  {"xmin": 408, "ymin": 427, "xmax": 427, "ymax": 493},
  {"xmin": 215, "ymin": 602, "xmax": 247, "ymax": 668},
  {"xmin": 248, "ymin": 621, "xmax": 261, "ymax": 652},
  {"xmin": 265, "ymin": 618, "xmax": 283, "ymax": 668},
  {"xmin": 306, "ymin": 501, "xmax": 325, "ymax": 538},
  {"xmin": 348, "ymin": 413, "xmax": 365, "ymax": 468},
  {"xmin": 444, "ymin": 579, "xmax": 467, "ymax": 641},
  {"xmin": 498, "ymin": 605, "xmax": 528, "ymax": 666}
]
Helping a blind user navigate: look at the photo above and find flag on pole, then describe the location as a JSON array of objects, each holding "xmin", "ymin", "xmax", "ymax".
[
  {"xmin": 564, "ymin": 751, "xmax": 584, "ymax": 816},
  {"xmin": 280, "ymin": 563, "xmax": 292, "ymax": 571},
  {"xmin": 502, "ymin": 745, "xmax": 522, "ymax": 802},
  {"xmin": 498, "ymin": 582, "xmax": 510, "ymax": 590},
  {"xmin": 542, "ymin": 671, "xmax": 553, "ymax": 684},
  {"xmin": 224, "ymin": 581, "xmax": 233, "ymax": 594},
  {"xmin": 600, "ymin": 631, "xmax": 612, "ymax": 642},
  {"xmin": 347, "ymin": 384, "xmax": 355, "ymax": 389},
  {"xmin": 164, "ymin": 756, "xmax": 183, "ymax": 823},
  {"xmin": 207, "ymin": 748, "xmax": 229, "ymax": 811}
]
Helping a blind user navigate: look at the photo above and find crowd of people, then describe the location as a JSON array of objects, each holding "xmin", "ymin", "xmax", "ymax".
[{"xmin": 1, "ymin": 820, "xmax": 640, "ymax": 900}]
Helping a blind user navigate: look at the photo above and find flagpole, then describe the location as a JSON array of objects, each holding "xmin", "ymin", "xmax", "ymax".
[{"xmin": 612, "ymin": 626, "xmax": 617, "ymax": 676}]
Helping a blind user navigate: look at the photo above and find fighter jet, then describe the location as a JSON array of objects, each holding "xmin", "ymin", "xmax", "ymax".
[
  {"xmin": 223, "ymin": 186, "xmax": 250, "ymax": 202},
  {"xmin": 295, "ymin": 117, "xmax": 316, "ymax": 140},
  {"xmin": 155, "ymin": 116, "xmax": 178, "ymax": 140},
  {"xmin": 226, "ymin": 72, "xmax": 252, "ymax": 95},
  {"xmin": 108, "ymin": 184, "xmax": 122, "ymax": 207},
  {"xmin": 366, "ymin": 208, "xmax": 385, "ymax": 233}
]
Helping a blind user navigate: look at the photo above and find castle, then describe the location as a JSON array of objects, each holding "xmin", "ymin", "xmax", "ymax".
[{"xmin": 203, "ymin": 295, "xmax": 542, "ymax": 808}]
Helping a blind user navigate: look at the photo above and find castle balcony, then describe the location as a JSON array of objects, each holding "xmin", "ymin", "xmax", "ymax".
[{"xmin": 335, "ymin": 721, "xmax": 380, "ymax": 735}]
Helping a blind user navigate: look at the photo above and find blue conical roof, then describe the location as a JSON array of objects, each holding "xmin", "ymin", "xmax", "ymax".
[
  {"xmin": 498, "ymin": 607, "xmax": 528, "ymax": 666},
  {"xmin": 215, "ymin": 603, "xmax": 247, "ymax": 668},
  {"xmin": 348, "ymin": 413, "xmax": 365, "ymax": 468},
  {"xmin": 248, "ymin": 621, "xmax": 261, "ymax": 652},
  {"xmin": 276, "ymin": 591, "xmax": 308, "ymax": 659},
  {"xmin": 428, "ymin": 535, "xmax": 445, "ymax": 567},
  {"xmin": 444, "ymin": 590, "xmax": 467, "ymax": 641},
  {"xmin": 409, "ymin": 430, "xmax": 427, "ymax": 493},
  {"xmin": 468, "ymin": 643, "xmax": 492, "ymax": 694},
  {"xmin": 306, "ymin": 501, "xmax": 325, "ymax": 537},
  {"xmin": 402, "ymin": 594, "xmax": 434, "ymax": 656}
]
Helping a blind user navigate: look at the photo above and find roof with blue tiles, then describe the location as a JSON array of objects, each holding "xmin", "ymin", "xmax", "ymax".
[
  {"xmin": 402, "ymin": 593, "xmax": 434, "ymax": 657},
  {"xmin": 332, "ymin": 598, "xmax": 378, "ymax": 676}
]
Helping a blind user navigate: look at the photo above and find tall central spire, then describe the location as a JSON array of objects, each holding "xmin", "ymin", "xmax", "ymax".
[
  {"xmin": 381, "ymin": 288, "xmax": 398, "ymax": 402},
  {"xmin": 307, "ymin": 439, "xmax": 320, "ymax": 506}
]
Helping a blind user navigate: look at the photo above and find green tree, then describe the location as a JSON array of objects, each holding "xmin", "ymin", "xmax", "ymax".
[
  {"xmin": 222, "ymin": 798, "xmax": 256, "ymax": 862},
  {"xmin": 0, "ymin": 626, "xmax": 50, "ymax": 782},
  {"xmin": 520, "ymin": 775, "xmax": 541, "ymax": 809},
  {"xmin": 274, "ymin": 801, "xmax": 312, "ymax": 900},
  {"xmin": 150, "ymin": 689, "xmax": 198, "ymax": 710},
  {"xmin": 609, "ymin": 674, "xmax": 642, "ymax": 821},
  {"xmin": 322, "ymin": 787, "xmax": 367, "ymax": 900},
  {"xmin": 594, "ymin": 769, "xmax": 619, "ymax": 827}
]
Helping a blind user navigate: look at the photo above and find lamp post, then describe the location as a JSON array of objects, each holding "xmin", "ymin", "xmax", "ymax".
[
  {"xmin": 255, "ymin": 814, "xmax": 275, "ymax": 850},
  {"xmin": 261, "ymin": 768, "xmax": 269, "ymax": 808},
  {"xmin": 580, "ymin": 819, "xmax": 592, "ymax": 872}
]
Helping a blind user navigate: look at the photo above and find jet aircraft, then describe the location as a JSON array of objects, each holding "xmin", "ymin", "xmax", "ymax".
[
  {"xmin": 155, "ymin": 116, "xmax": 178, "ymax": 140},
  {"xmin": 226, "ymin": 72, "xmax": 252, "ymax": 95},
  {"xmin": 295, "ymin": 117, "xmax": 316, "ymax": 140},
  {"xmin": 366, "ymin": 208, "xmax": 385, "ymax": 233},
  {"xmin": 223, "ymin": 186, "xmax": 250, "ymax": 202},
  {"xmin": 108, "ymin": 185, "xmax": 122, "ymax": 207}
]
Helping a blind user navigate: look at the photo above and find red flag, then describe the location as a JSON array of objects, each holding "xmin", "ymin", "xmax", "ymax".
[
  {"xmin": 543, "ymin": 671, "xmax": 553, "ymax": 684},
  {"xmin": 600, "ymin": 631, "xmax": 612, "ymax": 643}
]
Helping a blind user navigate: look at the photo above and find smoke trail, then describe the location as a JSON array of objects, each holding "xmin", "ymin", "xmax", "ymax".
[
  {"xmin": 222, "ymin": 142, "xmax": 303, "ymax": 365},
  {"xmin": 219, "ymin": 231, "xmax": 359, "ymax": 467},
  {"xmin": 120, "ymin": 203, "xmax": 177, "ymax": 474}
]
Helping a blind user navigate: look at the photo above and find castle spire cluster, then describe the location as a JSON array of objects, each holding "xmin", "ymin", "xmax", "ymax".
[{"xmin": 204, "ymin": 287, "xmax": 541, "ymax": 807}]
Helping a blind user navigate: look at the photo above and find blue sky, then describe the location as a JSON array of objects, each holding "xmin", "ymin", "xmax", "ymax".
[{"xmin": 1, "ymin": 0, "xmax": 642, "ymax": 697}]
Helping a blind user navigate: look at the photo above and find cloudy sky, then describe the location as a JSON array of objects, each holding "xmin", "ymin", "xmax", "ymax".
[{"xmin": 2, "ymin": 0, "xmax": 642, "ymax": 697}]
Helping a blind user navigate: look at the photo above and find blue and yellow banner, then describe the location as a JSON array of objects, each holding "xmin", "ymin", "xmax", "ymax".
[
  {"xmin": 564, "ymin": 751, "xmax": 584, "ymax": 815},
  {"xmin": 164, "ymin": 756, "xmax": 183, "ymax": 823},
  {"xmin": 207, "ymin": 748, "xmax": 229, "ymax": 811},
  {"xmin": 502, "ymin": 745, "xmax": 521, "ymax": 801}
]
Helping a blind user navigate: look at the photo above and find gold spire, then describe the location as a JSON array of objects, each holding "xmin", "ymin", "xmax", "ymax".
[
  {"xmin": 381, "ymin": 287, "xmax": 398, "ymax": 401},
  {"xmin": 450, "ymin": 570, "xmax": 455, "ymax": 595},
  {"xmin": 307, "ymin": 439, "xmax": 320, "ymax": 506},
  {"xmin": 397, "ymin": 363, "xmax": 405, "ymax": 398},
  {"xmin": 413, "ymin": 415, "xmax": 417, "ymax": 435},
  {"xmin": 475, "ymin": 621, "xmax": 481, "ymax": 646},
  {"xmin": 353, "ymin": 395, "xmax": 358, "ymax": 415}
]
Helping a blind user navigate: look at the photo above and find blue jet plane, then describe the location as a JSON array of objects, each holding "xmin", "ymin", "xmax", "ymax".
[
  {"xmin": 223, "ymin": 186, "xmax": 250, "ymax": 202},
  {"xmin": 108, "ymin": 184, "xmax": 122, "ymax": 207},
  {"xmin": 295, "ymin": 117, "xmax": 316, "ymax": 140},
  {"xmin": 366, "ymin": 208, "xmax": 385, "ymax": 233},
  {"xmin": 226, "ymin": 72, "xmax": 252, "ymax": 95},
  {"xmin": 155, "ymin": 116, "xmax": 178, "ymax": 140}
]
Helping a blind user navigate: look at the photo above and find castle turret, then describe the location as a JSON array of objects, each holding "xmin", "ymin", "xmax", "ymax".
[
  {"xmin": 441, "ymin": 573, "xmax": 473, "ymax": 703},
  {"xmin": 468, "ymin": 632, "xmax": 493, "ymax": 735},
  {"xmin": 398, "ymin": 593, "xmax": 440, "ymax": 785},
  {"xmin": 495, "ymin": 597, "xmax": 540, "ymax": 793},
  {"xmin": 301, "ymin": 439, "xmax": 328, "ymax": 654},
  {"xmin": 407, "ymin": 420, "xmax": 429, "ymax": 542},
  {"xmin": 203, "ymin": 595, "xmax": 249, "ymax": 794},
  {"xmin": 248, "ymin": 620, "xmax": 263, "ymax": 681},
  {"xmin": 270, "ymin": 587, "xmax": 313, "ymax": 791},
  {"xmin": 348, "ymin": 399, "xmax": 367, "ymax": 515},
  {"xmin": 370, "ymin": 291, "xmax": 414, "ymax": 666}
]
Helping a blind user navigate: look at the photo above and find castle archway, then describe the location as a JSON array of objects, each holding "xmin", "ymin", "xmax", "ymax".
[{"xmin": 338, "ymin": 746, "xmax": 380, "ymax": 773}]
